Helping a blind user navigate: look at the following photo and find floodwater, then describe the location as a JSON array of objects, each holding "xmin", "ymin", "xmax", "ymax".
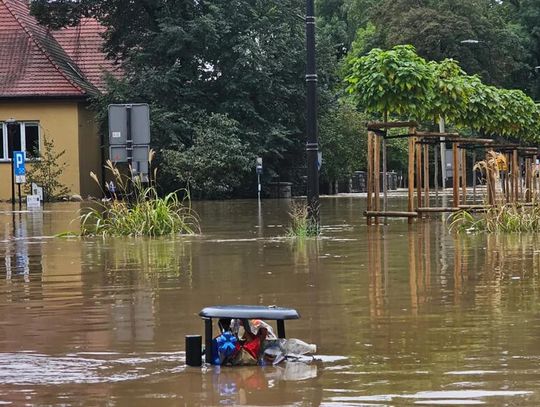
[{"xmin": 1, "ymin": 197, "xmax": 540, "ymax": 406}]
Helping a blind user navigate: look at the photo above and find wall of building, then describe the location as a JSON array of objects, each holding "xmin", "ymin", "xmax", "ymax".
[
  {"xmin": 77, "ymin": 103, "xmax": 103, "ymax": 199},
  {"xmin": 0, "ymin": 100, "xmax": 82, "ymax": 200}
]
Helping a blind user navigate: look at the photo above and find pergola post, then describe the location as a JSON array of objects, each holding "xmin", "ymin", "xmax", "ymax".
[
  {"xmin": 408, "ymin": 127, "xmax": 416, "ymax": 224},
  {"xmin": 452, "ymin": 142, "xmax": 459, "ymax": 207}
]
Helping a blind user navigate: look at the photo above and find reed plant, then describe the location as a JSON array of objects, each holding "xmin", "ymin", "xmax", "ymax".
[
  {"xmin": 286, "ymin": 201, "xmax": 319, "ymax": 238},
  {"xmin": 449, "ymin": 204, "xmax": 540, "ymax": 233},
  {"xmin": 473, "ymin": 150, "xmax": 506, "ymax": 205},
  {"xmin": 79, "ymin": 157, "xmax": 200, "ymax": 237}
]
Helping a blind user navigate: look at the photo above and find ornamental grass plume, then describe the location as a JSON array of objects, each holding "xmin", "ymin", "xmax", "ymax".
[
  {"xmin": 286, "ymin": 201, "xmax": 319, "ymax": 238},
  {"xmin": 473, "ymin": 150, "xmax": 506, "ymax": 205}
]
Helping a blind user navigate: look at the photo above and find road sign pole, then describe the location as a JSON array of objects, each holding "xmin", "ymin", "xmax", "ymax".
[
  {"xmin": 17, "ymin": 184, "xmax": 21, "ymax": 209},
  {"xmin": 126, "ymin": 105, "xmax": 133, "ymax": 172},
  {"xmin": 10, "ymin": 151, "xmax": 14, "ymax": 208},
  {"xmin": 256, "ymin": 157, "xmax": 263, "ymax": 200}
]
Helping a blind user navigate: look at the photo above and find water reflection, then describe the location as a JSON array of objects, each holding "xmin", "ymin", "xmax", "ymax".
[
  {"xmin": 204, "ymin": 363, "xmax": 319, "ymax": 406},
  {"xmin": 1, "ymin": 200, "xmax": 540, "ymax": 405}
]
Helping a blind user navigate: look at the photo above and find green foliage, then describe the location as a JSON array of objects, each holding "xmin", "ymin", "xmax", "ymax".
[
  {"xmin": 25, "ymin": 136, "xmax": 70, "ymax": 202},
  {"xmin": 366, "ymin": 0, "xmax": 530, "ymax": 88},
  {"xmin": 319, "ymin": 102, "xmax": 368, "ymax": 182},
  {"xmin": 161, "ymin": 114, "xmax": 254, "ymax": 199},
  {"xmin": 449, "ymin": 205, "xmax": 540, "ymax": 233},
  {"xmin": 33, "ymin": 0, "xmax": 338, "ymax": 195},
  {"xmin": 286, "ymin": 201, "xmax": 319, "ymax": 238},
  {"xmin": 80, "ymin": 162, "xmax": 199, "ymax": 237},
  {"xmin": 31, "ymin": 0, "xmax": 540, "ymax": 191},
  {"xmin": 345, "ymin": 45, "xmax": 433, "ymax": 118},
  {"xmin": 427, "ymin": 59, "xmax": 472, "ymax": 122},
  {"xmin": 344, "ymin": 44, "xmax": 540, "ymax": 141},
  {"xmin": 459, "ymin": 78, "xmax": 540, "ymax": 138},
  {"xmin": 511, "ymin": 0, "xmax": 540, "ymax": 99}
]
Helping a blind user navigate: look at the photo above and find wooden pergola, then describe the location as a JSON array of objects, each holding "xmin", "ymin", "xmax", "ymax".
[{"xmin": 363, "ymin": 121, "xmax": 539, "ymax": 224}]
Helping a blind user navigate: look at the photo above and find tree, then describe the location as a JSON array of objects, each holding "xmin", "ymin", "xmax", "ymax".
[
  {"xmin": 343, "ymin": 44, "xmax": 540, "ymax": 142},
  {"xmin": 32, "ymin": 0, "xmax": 338, "ymax": 195},
  {"xmin": 161, "ymin": 114, "xmax": 254, "ymax": 199},
  {"xmin": 425, "ymin": 59, "xmax": 472, "ymax": 124},
  {"xmin": 509, "ymin": 0, "xmax": 540, "ymax": 99},
  {"xmin": 352, "ymin": 0, "xmax": 530, "ymax": 90},
  {"xmin": 319, "ymin": 102, "xmax": 368, "ymax": 191},
  {"xmin": 344, "ymin": 45, "xmax": 433, "ymax": 119},
  {"xmin": 26, "ymin": 137, "xmax": 70, "ymax": 201}
]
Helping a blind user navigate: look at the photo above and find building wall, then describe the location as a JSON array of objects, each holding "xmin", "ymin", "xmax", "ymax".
[
  {"xmin": 0, "ymin": 100, "xmax": 85, "ymax": 200},
  {"xmin": 77, "ymin": 103, "xmax": 103, "ymax": 198}
]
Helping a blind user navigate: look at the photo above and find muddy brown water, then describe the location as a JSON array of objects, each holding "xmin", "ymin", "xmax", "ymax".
[{"xmin": 1, "ymin": 198, "xmax": 540, "ymax": 406}]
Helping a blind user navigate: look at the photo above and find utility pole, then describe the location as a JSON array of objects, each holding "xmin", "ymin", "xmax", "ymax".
[{"xmin": 306, "ymin": 0, "xmax": 320, "ymax": 231}]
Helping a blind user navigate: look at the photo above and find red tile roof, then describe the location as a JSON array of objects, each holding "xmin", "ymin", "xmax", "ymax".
[
  {"xmin": 54, "ymin": 18, "xmax": 120, "ymax": 92},
  {"xmin": 0, "ymin": 0, "xmax": 118, "ymax": 98}
]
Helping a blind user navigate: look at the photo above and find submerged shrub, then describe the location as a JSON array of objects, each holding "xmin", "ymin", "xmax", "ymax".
[
  {"xmin": 449, "ymin": 204, "xmax": 540, "ymax": 234},
  {"xmin": 286, "ymin": 201, "xmax": 319, "ymax": 238},
  {"xmin": 79, "ymin": 160, "xmax": 200, "ymax": 237}
]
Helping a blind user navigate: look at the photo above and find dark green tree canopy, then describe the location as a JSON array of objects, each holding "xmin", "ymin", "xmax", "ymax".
[{"xmin": 32, "ymin": 0, "xmax": 338, "ymax": 197}]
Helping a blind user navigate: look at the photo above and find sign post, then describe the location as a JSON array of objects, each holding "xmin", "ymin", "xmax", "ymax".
[
  {"xmin": 14, "ymin": 151, "xmax": 25, "ymax": 208},
  {"xmin": 108, "ymin": 103, "xmax": 151, "ymax": 183},
  {"xmin": 256, "ymin": 157, "xmax": 263, "ymax": 200}
]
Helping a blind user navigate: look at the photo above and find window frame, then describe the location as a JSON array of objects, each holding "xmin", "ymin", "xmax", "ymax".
[{"xmin": 0, "ymin": 121, "xmax": 41, "ymax": 162}]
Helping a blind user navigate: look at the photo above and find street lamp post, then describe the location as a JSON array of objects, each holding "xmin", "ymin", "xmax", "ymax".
[{"xmin": 306, "ymin": 0, "xmax": 319, "ymax": 231}]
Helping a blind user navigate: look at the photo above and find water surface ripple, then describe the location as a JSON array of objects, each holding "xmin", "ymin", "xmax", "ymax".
[{"xmin": 1, "ymin": 199, "xmax": 540, "ymax": 405}]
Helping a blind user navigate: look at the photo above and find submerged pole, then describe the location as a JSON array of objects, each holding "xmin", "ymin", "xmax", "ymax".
[
  {"xmin": 382, "ymin": 111, "xmax": 388, "ymax": 214},
  {"xmin": 306, "ymin": 0, "xmax": 320, "ymax": 231},
  {"xmin": 434, "ymin": 143, "xmax": 439, "ymax": 203},
  {"xmin": 407, "ymin": 127, "xmax": 416, "ymax": 224},
  {"xmin": 374, "ymin": 134, "xmax": 381, "ymax": 224},
  {"xmin": 439, "ymin": 117, "xmax": 446, "ymax": 189},
  {"xmin": 472, "ymin": 150, "xmax": 476, "ymax": 204},
  {"xmin": 452, "ymin": 142, "xmax": 459, "ymax": 207}
]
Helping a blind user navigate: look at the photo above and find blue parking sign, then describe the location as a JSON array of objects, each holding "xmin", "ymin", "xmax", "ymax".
[{"xmin": 14, "ymin": 151, "xmax": 26, "ymax": 183}]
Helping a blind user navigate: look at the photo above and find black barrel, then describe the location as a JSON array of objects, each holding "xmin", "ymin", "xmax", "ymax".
[{"xmin": 185, "ymin": 335, "xmax": 202, "ymax": 366}]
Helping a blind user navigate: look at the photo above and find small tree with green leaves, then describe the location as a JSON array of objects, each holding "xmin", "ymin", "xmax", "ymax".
[
  {"xmin": 426, "ymin": 59, "xmax": 472, "ymax": 124},
  {"xmin": 344, "ymin": 44, "xmax": 433, "ymax": 119},
  {"xmin": 319, "ymin": 102, "xmax": 369, "ymax": 190},
  {"xmin": 26, "ymin": 137, "xmax": 70, "ymax": 201}
]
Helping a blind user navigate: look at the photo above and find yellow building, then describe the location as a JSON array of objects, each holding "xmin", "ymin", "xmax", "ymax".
[{"xmin": 0, "ymin": 0, "xmax": 117, "ymax": 200}]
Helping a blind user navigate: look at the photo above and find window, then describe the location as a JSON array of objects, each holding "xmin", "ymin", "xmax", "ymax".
[
  {"xmin": 24, "ymin": 124, "xmax": 39, "ymax": 158},
  {"xmin": 0, "ymin": 122, "xmax": 40, "ymax": 160}
]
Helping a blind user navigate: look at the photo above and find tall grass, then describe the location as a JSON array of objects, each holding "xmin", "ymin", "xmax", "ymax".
[
  {"xmin": 473, "ymin": 150, "xmax": 506, "ymax": 205},
  {"xmin": 286, "ymin": 201, "xmax": 319, "ymax": 238},
  {"xmin": 79, "ymin": 159, "xmax": 200, "ymax": 237},
  {"xmin": 450, "ymin": 150, "xmax": 540, "ymax": 234},
  {"xmin": 449, "ymin": 204, "xmax": 540, "ymax": 233}
]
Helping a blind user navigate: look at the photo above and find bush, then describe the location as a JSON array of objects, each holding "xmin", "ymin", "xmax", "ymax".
[
  {"xmin": 26, "ymin": 136, "xmax": 70, "ymax": 201},
  {"xmin": 162, "ymin": 114, "xmax": 254, "ymax": 199}
]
